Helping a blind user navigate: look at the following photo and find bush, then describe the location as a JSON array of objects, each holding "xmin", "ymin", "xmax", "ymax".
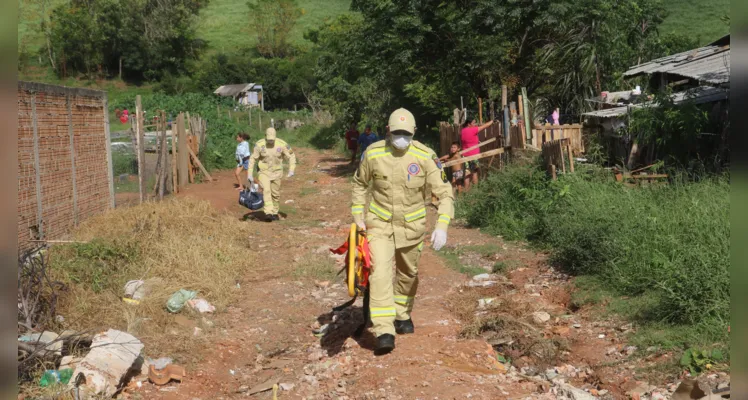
[{"xmin": 458, "ymin": 164, "xmax": 729, "ymax": 330}]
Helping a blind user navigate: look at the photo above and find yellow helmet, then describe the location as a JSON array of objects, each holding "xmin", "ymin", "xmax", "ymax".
[{"xmin": 265, "ymin": 127, "xmax": 277, "ymax": 141}]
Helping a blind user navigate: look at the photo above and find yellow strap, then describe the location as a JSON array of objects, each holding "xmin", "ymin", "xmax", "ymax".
[
  {"xmin": 369, "ymin": 202, "xmax": 392, "ymax": 221},
  {"xmin": 370, "ymin": 307, "xmax": 396, "ymax": 317},
  {"xmin": 351, "ymin": 204, "xmax": 364, "ymax": 215},
  {"xmin": 367, "ymin": 149, "xmax": 391, "ymax": 160},
  {"xmin": 394, "ymin": 295, "xmax": 413, "ymax": 305},
  {"xmin": 417, "ymin": 242, "xmax": 424, "ymax": 251},
  {"xmin": 404, "ymin": 207, "xmax": 427, "ymax": 222},
  {"xmin": 437, "ymin": 214, "xmax": 451, "ymax": 225},
  {"xmin": 407, "ymin": 147, "xmax": 430, "ymax": 160}
]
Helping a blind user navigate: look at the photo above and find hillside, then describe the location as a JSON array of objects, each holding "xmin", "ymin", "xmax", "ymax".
[
  {"xmin": 197, "ymin": 0, "xmax": 351, "ymax": 53},
  {"xmin": 660, "ymin": 0, "xmax": 729, "ymax": 45}
]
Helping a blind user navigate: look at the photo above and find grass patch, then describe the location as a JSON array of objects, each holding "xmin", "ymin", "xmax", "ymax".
[
  {"xmin": 48, "ymin": 198, "xmax": 254, "ymax": 359},
  {"xmin": 439, "ymin": 247, "xmax": 488, "ymax": 277},
  {"xmin": 197, "ymin": 0, "xmax": 352, "ymax": 54},
  {"xmin": 292, "ymin": 254, "xmax": 338, "ymax": 280},
  {"xmin": 299, "ymin": 187, "xmax": 320, "ymax": 197},
  {"xmin": 458, "ymin": 163, "xmax": 730, "ymax": 351},
  {"xmin": 660, "ymin": 0, "xmax": 729, "ymax": 45}
]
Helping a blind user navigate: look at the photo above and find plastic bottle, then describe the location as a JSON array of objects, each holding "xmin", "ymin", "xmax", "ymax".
[{"xmin": 39, "ymin": 369, "xmax": 73, "ymax": 386}]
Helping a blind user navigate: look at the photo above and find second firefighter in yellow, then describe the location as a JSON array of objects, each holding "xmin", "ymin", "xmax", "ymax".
[
  {"xmin": 248, "ymin": 128, "xmax": 296, "ymax": 222},
  {"xmin": 351, "ymin": 108, "xmax": 454, "ymax": 354}
]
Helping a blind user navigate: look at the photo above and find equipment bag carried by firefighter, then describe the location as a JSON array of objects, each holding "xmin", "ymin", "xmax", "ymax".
[{"xmin": 239, "ymin": 184, "xmax": 264, "ymax": 210}]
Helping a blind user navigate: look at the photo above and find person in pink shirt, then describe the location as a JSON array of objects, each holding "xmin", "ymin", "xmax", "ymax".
[{"xmin": 460, "ymin": 118, "xmax": 495, "ymax": 190}]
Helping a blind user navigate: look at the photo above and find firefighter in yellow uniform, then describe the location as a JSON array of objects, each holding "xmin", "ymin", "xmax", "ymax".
[
  {"xmin": 248, "ymin": 128, "xmax": 296, "ymax": 222},
  {"xmin": 351, "ymin": 108, "xmax": 454, "ymax": 354}
]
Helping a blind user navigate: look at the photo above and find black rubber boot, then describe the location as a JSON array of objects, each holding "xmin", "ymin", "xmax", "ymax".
[
  {"xmin": 375, "ymin": 334, "xmax": 395, "ymax": 355},
  {"xmin": 272, "ymin": 214, "xmax": 280, "ymax": 221},
  {"xmin": 395, "ymin": 319, "xmax": 414, "ymax": 334}
]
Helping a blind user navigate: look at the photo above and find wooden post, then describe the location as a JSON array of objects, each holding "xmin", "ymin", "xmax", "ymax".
[
  {"xmin": 559, "ymin": 140, "xmax": 567, "ymax": 173},
  {"xmin": 249, "ymin": 108, "xmax": 252, "ymax": 126},
  {"xmin": 501, "ymin": 85, "xmax": 508, "ymax": 108},
  {"xmin": 521, "ymin": 87, "xmax": 532, "ymax": 141},
  {"xmin": 135, "ymin": 95, "xmax": 145, "ymax": 203},
  {"xmin": 478, "ymin": 98, "xmax": 483, "ymax": 124},
  {"xmin": 159, "ymin": 111, "xmax": 168, "ymax": 199},
  {"xmin": 567, "ymin": 141, "xmax": 575, "ymax": 173},
  {"xmin": 171, "ymin": 115, "xmax": 178, "ymax": 193},
  {"xmin": 152, "ymin": 118, "xmax": 164, "ymax": 194},
  {"xmin": 259, "ymin": 112, "xmax": 262, "ymax": 130},
  {"xmin": 66, "ymin": 95, "xmax": 79, "ymax": 224},
  {"xmin": 550, "ymin": 164, "xmax": 557, "ymax": 180},
  {"xmin": 187, "ymin": 146, "xmax": 213, "ymax": 181},
  {"xmin": 177, "ymin": 113, "xmax": 189, "ymax": 188}
]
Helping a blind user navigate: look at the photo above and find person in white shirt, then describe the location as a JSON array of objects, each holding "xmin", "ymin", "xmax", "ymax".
[{"xmin": 234, "ymin": 133, "xmax": 251, "ymax": 190}]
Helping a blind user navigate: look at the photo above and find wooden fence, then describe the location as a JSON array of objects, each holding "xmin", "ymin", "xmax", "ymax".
[
  {"xmin": 531, "ymin": 123, "xmax": 584, "ymax": 154},
  {"xmin": 541, "ymin": 138, "xmax": 575, "ymax": 179}
]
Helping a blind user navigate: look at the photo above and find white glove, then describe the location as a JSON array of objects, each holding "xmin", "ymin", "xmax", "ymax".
[
  {"xmin": 287, "ymin": 171, "xmax": 295, "ymax": 178},
  {"xmin": 430, "ymin": 229, "xmax": 447, "ymax": 251},
  {"xmin": 356, "ymin": 221, "xmax": 366, "ymax": 231},
  {"xmin": 247, "ymin": 175, "xmax": 254, "ymax": 184}
]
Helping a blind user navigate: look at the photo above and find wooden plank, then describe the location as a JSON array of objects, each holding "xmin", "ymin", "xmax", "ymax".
[
  {"xmin": 187, "ymin": 135, "xmax": 195, "ymax": 184},
  {"xmin": 501, "ymin": 85, "xmax": 507, "ymax": 107},
  {"xmin": 66, "ymin": 94, "xmax": 78, "ymax": 225},
  {"xmin": 159, "ymin": 113, "xmax": 167, "ymax": 200},
  {"xmin": 187, "ymin": 146, "xmax": 214, "ymax": 181},
  {"xmin": 31, "ymin": 93, "xmax": 43, "ymax": 239},
  {"xmin": 456, "ymin": 137, "xmax": 496, "ymax": 157},
  {"xmin": 135, "ymin": 95, "xmax": 145, "ymax": 203},
  {"xmin": 152, "ymin": 119, "xmax": 165, "ymax": 194},
  {"xmin": 177, "ymin": 113, "xmax": 189, "ymax": 188},
  {"xmin": 521, "ymin": 87, "xmax": 532, "ymax": 141},
  {"xmin": 443, "ymin": 147, "xmax": 505, "ymax": 168},
  {"xmin": 567, "ymin": 141, "xmax": 575, "ymax": 173},
  {"xmin": 550, "ymin": 164, "xmax": 557, "ymax": 180},
  {"xmin": 559, "ymin": 140, "xmax": 566, "ymax": 173},
  {"xmin": 171, "ymin": 115, "xmax": 178, "ymax": 193}
]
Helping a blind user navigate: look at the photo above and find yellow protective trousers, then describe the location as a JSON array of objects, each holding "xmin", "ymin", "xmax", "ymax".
[
  {"xmin": 368, "ymin": 235, "xmax": 423, "ymax": 336},
  {"xmin": 258, "ymin": 173, "xmax": 281, "ymax": 215}
]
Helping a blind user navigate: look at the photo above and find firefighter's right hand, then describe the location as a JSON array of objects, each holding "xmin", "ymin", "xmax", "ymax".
[{"xmin": 356, "ymin": 221, "xmax": 366, "ymax": 232}]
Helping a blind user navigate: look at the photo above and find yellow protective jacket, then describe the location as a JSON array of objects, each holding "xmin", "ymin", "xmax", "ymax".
[
  {"xmin": 248, "ymin": 138, "xmax": 296, "ymax": 179},
  {"xmin": 352, "ymin": 140, "xmax": 454, "ymax": 248}
]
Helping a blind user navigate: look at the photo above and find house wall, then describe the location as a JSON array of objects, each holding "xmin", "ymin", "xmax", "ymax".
[{"xmin": 17, "ymin": 81, "xmax": 114, "ymax": 255}]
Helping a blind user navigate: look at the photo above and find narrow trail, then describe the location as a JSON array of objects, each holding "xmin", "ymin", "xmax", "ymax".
[{"xmin": 129, "ymin": 147, "xmax": 682, "ymax": 400}]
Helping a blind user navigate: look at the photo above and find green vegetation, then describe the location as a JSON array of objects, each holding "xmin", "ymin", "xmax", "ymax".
[
  {"xmin": 457, "ymin": 164, "xmax": 729, "ymax": 349},
  {"xmin": 660, "ymin": 0, "xmax": 729, "ymax": 45}
]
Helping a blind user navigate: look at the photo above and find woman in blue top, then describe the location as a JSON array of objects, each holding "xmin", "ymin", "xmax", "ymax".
[{"xmin": 234, "ymin": 132, "xmax": 251, "ymax": 189}]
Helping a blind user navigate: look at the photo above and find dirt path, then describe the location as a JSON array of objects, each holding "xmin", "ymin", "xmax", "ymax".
[{"xmin": 125, "ymin": 148, "xmax": 702, "ymax": 400}]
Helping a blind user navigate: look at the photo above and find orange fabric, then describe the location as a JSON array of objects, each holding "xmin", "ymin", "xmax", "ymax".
[{"xmin": 330, "ymin": 234, "xmax": 372, "ymax": 289}]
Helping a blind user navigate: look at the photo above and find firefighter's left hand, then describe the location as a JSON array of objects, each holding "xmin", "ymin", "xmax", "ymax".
[
  {"xmin": 430, "ymin": 229, "xmax": 447, "ymax": 251},
  {"xmin": 287, "ymin": 171, "xmax": 295, "ymax": 178}
]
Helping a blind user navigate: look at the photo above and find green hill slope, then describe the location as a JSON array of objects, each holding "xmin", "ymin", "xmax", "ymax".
[
  {"xmin": 197, "ymin": 0, "xmax": 351, "ymax": 53},
  {"xmin": 659, "ymin": 0, "xmax": 729, "ymax": 45}
]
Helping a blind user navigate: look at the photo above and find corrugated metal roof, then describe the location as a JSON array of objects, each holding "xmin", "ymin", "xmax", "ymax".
[
  {"xmin": 583, "ymin": 86, "xmax": 728, "ymax": 119},
  {"xmin": 623, "ymin": 45, "xmax": 730, "ymax": 84},
  {"xmin": 214, "ymin": 83, "xmax": 259, "ymax": 97}
]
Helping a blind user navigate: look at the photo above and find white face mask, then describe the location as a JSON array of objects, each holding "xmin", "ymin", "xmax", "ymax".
[{"xmin": 391, "ymin": 134, "xmax": 412, "ymax": 150}]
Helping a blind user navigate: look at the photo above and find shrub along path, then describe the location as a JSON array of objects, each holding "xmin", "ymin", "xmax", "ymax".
[{"xmin": 125, "ymin": 147, "xmax": 725, "ymax": 399}]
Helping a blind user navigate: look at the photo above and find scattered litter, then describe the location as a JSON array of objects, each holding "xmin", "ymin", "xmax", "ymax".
[
  {"xmin": 313, "ymin": 324, "xmax": 330, "ymax": 336},
  {"xmin": 187, "ymin": 298, "xmax": 216, "ymax": 313},
  {"xmin": 148, "ymin": 364, "xmax": 186, "ymax": 386},
  {"xmin": 19, "ymin": 331, "xmax": 62, "ymax": 356},
  {"xmin": 229, "ymin": 369, "xmax": 236, "ymax": 375},
  {"xmin": 573, "ymin": 323, "xmax": 582, "ymax": 329},
  {"xmin": 148, "ymin": 357, "xmax": 173, "ymax": 370},
  {"xmin": 55, "ymin": 315, "xmax": 65, "ymax": 323},
  {"xmin": 279, "ymin": 382, "xmax": 295, "ymax": 391},
  {"xmin": 467, "ymin": 280, "xmax": 497, "ymax": 288},
  {"xmin": 40, "ymin": 369, "xmax": 73, "ymax": 387},
  {"xmin": 193, "ymin": 327, "xmax": 203, "ymax": 336},
  {"xmin": 70, "ymin": 329, "xmax": 144, "ymax": 397},
  {"xmin": 472, "ymin": 273, "xmax": 492, "ymax": 281},
  {"xmin": 554, "ymin": 382, "xmax": 598, "ymax": 400},
  {"xmin": 532, "ymin": 311, "xmax": 551, "ymax": 324},
  {"xmin": 166, "ymin": 289, "xmax": 198, "ymax": 313},
  {"xmin": 124, "ymin": 280, "xmax": 146, "ymax": 300},
  {"xmin": 598, "ymin": 334, "xmax": 606, "ymax": 339},
  {"xmin": 478, "ymin": 298, "xmax": 496, "ymax": 309},
  {"xmin": 122, "ymin": 298, "xmax": 141, "ymax": 305},
  {"xmin": 285, "ymin": 200, "xmax": 295, "ymax": 204},
  {"xmin": 247, "ymin": 378, "xmax": 279, "ymax": 395}
]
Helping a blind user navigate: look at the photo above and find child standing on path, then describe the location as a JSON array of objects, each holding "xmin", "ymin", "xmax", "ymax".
[
  {"xmin": 439, "ymin": 142, "xmax": 466, "ymax": 194},
  {"xmin": 234, "ymin": 133, "xmax": 251, "ymax": 190}
]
